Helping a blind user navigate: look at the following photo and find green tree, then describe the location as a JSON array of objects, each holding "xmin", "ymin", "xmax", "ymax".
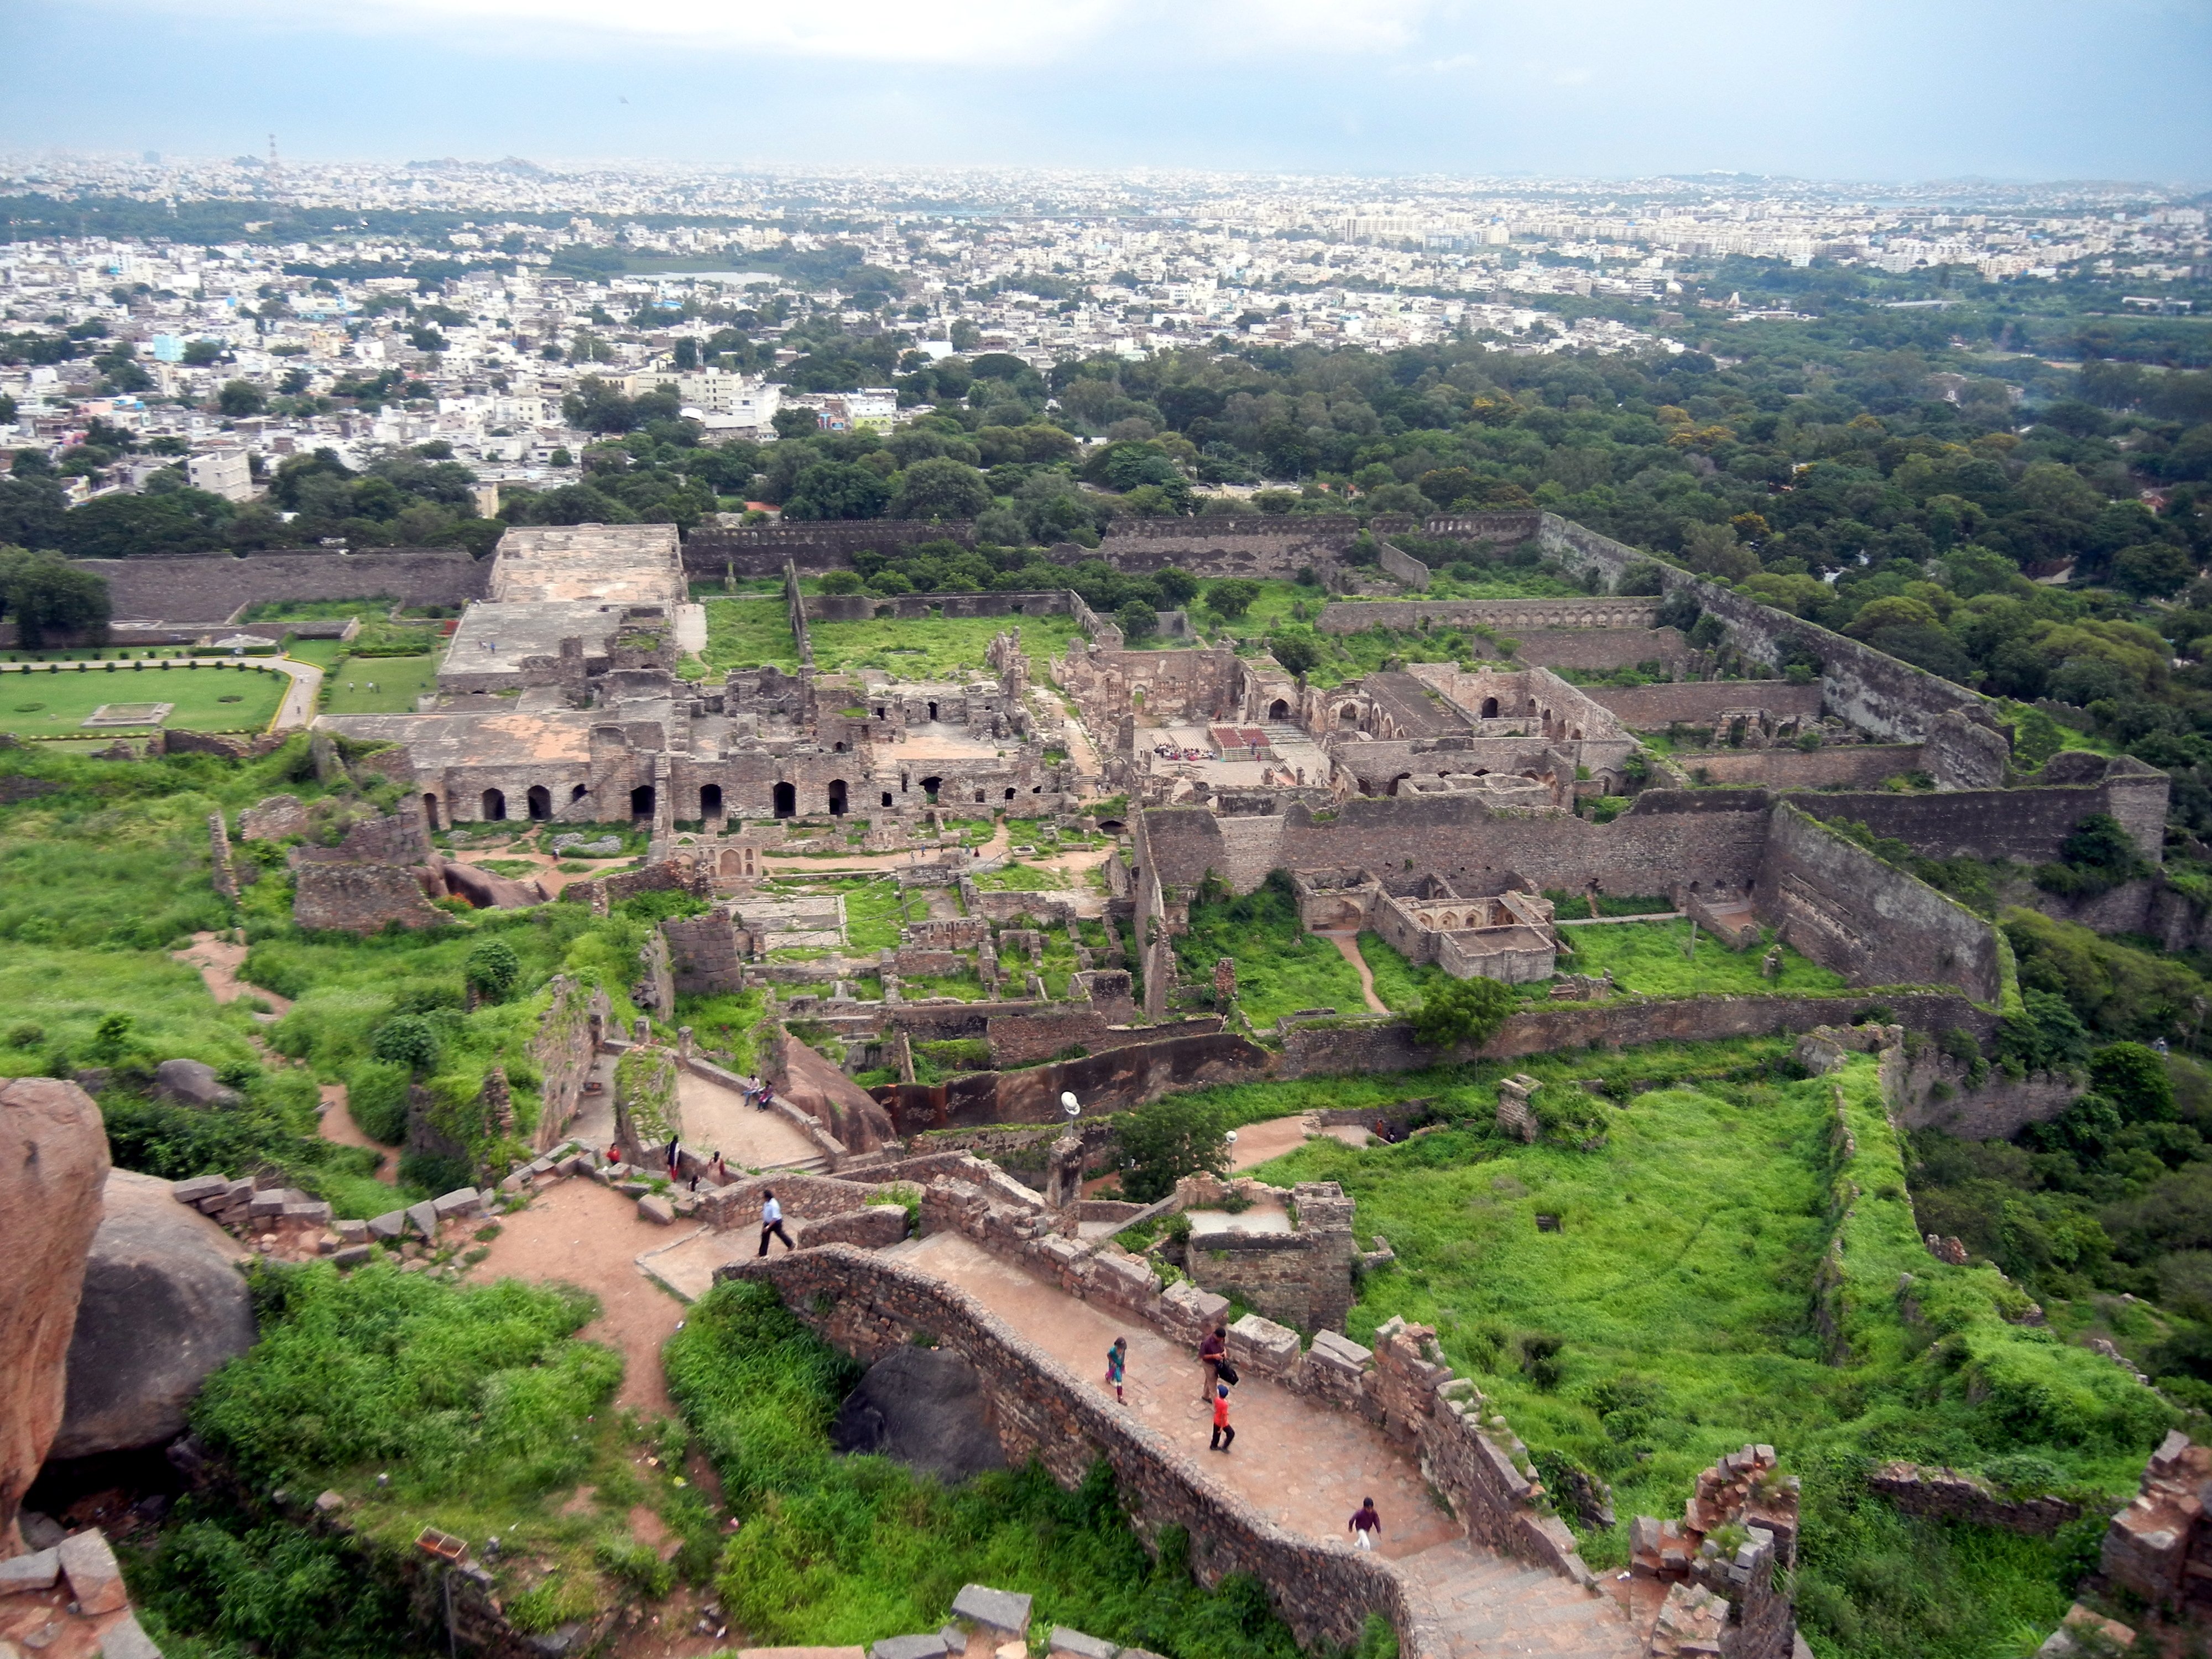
[
  {"xmin": 1117, "ymin": 1094, "xmax": 1229, "ymax": 1202},
  {"xmin": 217, "ymin": 379, "xmax": 267, "ymax": 418},
  {"xmin": 371, "ymin": 1015, "xmax": 442, "ymax": 1074},
  {"xmin": 1266, "ymin": 623, "xmax": 1323, "ymax": 677},
  {"xmin": 181, "ymin": 338, "xmax": 224, "ymax": 367},
  {"xmin": 1206, "ymin": 577, "xmax": 1260, "ymax": 619},
  {"xmin": 888, "ymin": 456, "xmax": 992, "ymax": 520},
  {"xmin": 1410, "ymin": 975, "xmax": 1517, "ymax": 1051},
  {"xmin": 465, "ymin": 938, "xmax": 521, "ymax": 1004},
  {"xmin": 0, "ymin": 547, "xmax": 109, "ymax": 646},
  {"xmin": 2090, "ymin": 1042, "xmax": 2178, "ymax": 1124},
  {"xmin": 1114, "ymin": 599, "xmax": 1157, "ymax": 644},
  {"xmin": 782, "ymin": 461, "xmax": 891, "ymax": 521}
]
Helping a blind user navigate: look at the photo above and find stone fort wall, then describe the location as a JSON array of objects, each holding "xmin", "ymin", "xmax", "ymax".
[
  {"xmin": 1677, "ymin": 745, "xmax": 1929, "ymax": 791},
  {"xmin": 1317, "ymin": 598, "xmax": 1663, "ymax": 634},
  {"xmin": 1802, "ymin": 761, "xmax": 2170, "ymax": 864},
  {"xmin": 724, "ymin": 1245, "xmax": 1431, "ymax": 1657},
  {"xmin": 1585, "ymin": 680, "xmax": 1825, "ymax": 729},
  {"xmin": 79, "ymin": 550, "xmax": 490, "ymax": 623}
]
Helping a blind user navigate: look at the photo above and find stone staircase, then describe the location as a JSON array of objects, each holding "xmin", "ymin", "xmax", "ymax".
[{"xmin": 1400, "ymin": 1539, "xmax": 1642, "ymax": 1659}]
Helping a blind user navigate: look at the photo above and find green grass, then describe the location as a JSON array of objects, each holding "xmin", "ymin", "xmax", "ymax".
[
  {"xmin": 1238, "ymin": 1051, "xmax": 2154, "ymax": 1659},
  {"xmin": 0, "ymin": 662, "xmax": 284, "ymax": 734},
  {"xmin": 1356, "ymin": 932, "xmax": 1444, "ymax": 1013},
  {"xmin": 700, "ymin": 597, "xmax": 801, "ymax": 672},
  {"xmin": 242, "ymin": 597, "xmax": 397, "ymax": 622},
  {"xmin": 1173, "ymin": 874, "xmax": 1369, "ymax": 1027},
  {"xmin": 320, "ymin": 653, "xmax": 440, "ymax": 716},
  {"xmin": 971, "ymin": 861, "xmax": 1071, "ymax": 892},
  {"xmin": 900, "ymin": 969, "xmax": 989, "ymax": 1001},
  {"xmin": 1549, "ymin": 920, "xmax": 1850, "ymax": 998},
  {"xmin": 667, "ymin": 1278, "xmax": 1314, "ymax": 1659},
  {"xmin": 806, "ymin": 611, "xmax": 1082, "ymax": 680}
]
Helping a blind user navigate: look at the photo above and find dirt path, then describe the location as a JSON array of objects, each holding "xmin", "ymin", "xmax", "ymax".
[
  {"xmin": 758, "ymin": 818, "xmax": 1011, "ymax": 875},
  {"xmin": 448, "ymin": 846, "xmax": 630, "ymax": 898},
  {"xmin": 173, "ymin": 931, "xmax": 290, "ymax": 1016},
  {"xmin": 464, "ymin": 1179, "xmax": 690, "ymax": 1416},
  {"xmin": 317, "ymin": 1082, "xmax": 399, "ymax": 1182},
  {"xmin": 1319, "ymin": 931, "xmax": 1389, "ymax": 1014}
]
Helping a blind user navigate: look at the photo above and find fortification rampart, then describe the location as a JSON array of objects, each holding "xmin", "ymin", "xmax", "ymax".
[
  {"xmin": 1317, "ymin": 598, "xmax": 1662, "ymax": 635},
  {"xmin": 1585, "ymin": 680, "xmax": 1824, "ymax": 729},
  {"xmin": 79, "ymin": 549, "xmax": 488, "ymax": 623},
  {"xmin": 1798, "ymin": 759, "xmax": 2169, "ymax": 864}
]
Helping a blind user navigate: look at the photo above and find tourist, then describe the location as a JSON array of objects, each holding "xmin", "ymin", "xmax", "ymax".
[
  {"xmin": 606, "ymin": 1140, "xmax": 621, "ymax": 1168},
  {"xmin": 1198, "ymin": 1324, "xmax": 1227, "ymax": 1403},
  {"xmin": 711, "ymin": 1151, "xmax": 727, "ymax": 1186},
  {"xmin": 1348, "ymin": 1498, "xmax": 1381, "ymax": 1550},
  {"xmin": 1209, "ymin": 1383, "xmax": 1235, "ymax": 1453},
  {"xmin": 665, "ymin": 1137, "xmax": 681, "ymax": 1176},
  {"xmin": 758, "ymin": 1188, "xmax": 795, "ymax": 1256},
  {"xmin": 1104, "ymin": 1336, "xmax": 1128, "ymax": 1404}
]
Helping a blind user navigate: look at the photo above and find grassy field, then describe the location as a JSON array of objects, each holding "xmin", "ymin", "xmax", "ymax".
[
  {"xmin": 700, "ymin": 597, "xmax": 802, "ymax": 672},
  {"xmin": 1550, "ymin": 919, "xmax": 1850, "ymax": 998},
  {"xmin": 808, "ymin": 611, "xmax": 1081, "ymax": 679},
  {"xmin": 242, "ymin": 597, "xmax": 398, "ymax": 622},
  {"xmin": 0, "ymin": 664, "xmax": 284, "ymax": 734},
  {"xmin": 320, "ymin": 652, "xmax": 440, "ymax": 716},
  {"xmin": 1173, "ymin": 875, "xmax": 1371, "ymax": 1026},
  {"xmin": 1241, "ymin": 1051, "xmax": 2146, "ymax": 1659}
]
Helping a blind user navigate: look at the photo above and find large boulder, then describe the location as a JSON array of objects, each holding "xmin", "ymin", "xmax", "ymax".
[
  {"xmin": 0, "ymin": 1078, "xmax": 108, "ymax": 1551},
  {"xmin": 830, "ymin": 1346, "xmax": 1006, "ymax": 1484},
  {"xmin": 237, "ymin": 794, "xmax": 310, "ymax": 841},
  {"xmin": 154, "ymin": 1058, "xmax": 242, "ymax": 1110},
  {"xmin": 441, "ymin": 859, "xmax": 549, "ymax": 911},
  {"xmin": 52, "ymin": 1169, "xmax": 255, "ymax": 1460}
]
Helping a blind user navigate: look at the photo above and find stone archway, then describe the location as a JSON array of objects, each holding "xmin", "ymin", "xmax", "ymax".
[
  {"xmin": 526, "ymin": 785, "xmax": 551, "ymax": 821},
  {"xmin": 481, "ymin": 789, "xmax": 505, "ymax": 821},
  {"xmin": 1267, "ymin": 698, "xmax": 1290, "ymax": 721},
  {"xmin": 629, "ymin": 784, "xmax": 655, "ymax": 818},
  {"xmin": 773, "ymin": 781, "xmax": 796, "ymax": 818},
  {"xmin": 827, "ymin": 779, "xmax": 848, "ymax": 816}
]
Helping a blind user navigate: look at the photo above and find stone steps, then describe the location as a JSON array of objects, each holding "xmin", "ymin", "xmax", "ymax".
[{"xmin": 1400, "ymin": 1540, "xmax": 1642, "ymax": 1659}]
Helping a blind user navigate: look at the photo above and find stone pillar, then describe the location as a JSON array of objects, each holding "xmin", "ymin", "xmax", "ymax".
[
  {"xmin": 1044, "ymin": 1134, "xmax": 1084, "ymax": 1210},
  {"xmin": 677, "ymin": 1026, "xmax": 695, "ymax": 1060},
  {"xmin": 634, "ymin": 1016, "xmax": 651, "ymax": 1045},
  {"xmin": 208, "ymin": 813, "xmax": 238, "ymax": 902},
  {"xmin": 1213, "ymin": 956, "xmax": 1237, "ymax": 1008},
  {"xmin": 1496, "ymin": 1074, "xmax": 1540, "ymax": 1143}
]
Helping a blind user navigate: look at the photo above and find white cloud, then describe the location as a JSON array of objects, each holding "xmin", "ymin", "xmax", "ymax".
[{"xmin": 166, "ymin": 0, "xmax": 1446, "ymax": 65}]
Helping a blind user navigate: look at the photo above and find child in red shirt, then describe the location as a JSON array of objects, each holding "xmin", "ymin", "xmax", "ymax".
[{"xmin": 1209, "ymin": 1383, "xmax": 1235, "ymax": 1453}]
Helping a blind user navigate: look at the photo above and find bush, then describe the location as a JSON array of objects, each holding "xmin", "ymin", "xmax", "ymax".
[
  {"xmin": 465, "ymin": 938, "xmax": 521, "ymax": 1004},
  {"xmin": 371, "ymin": 1014, "xmax": 442, "ymax": 1074},
  {"xmin": 1409, "ymin": 975, "xmax": 1516, "ymax": 1051},
  {"xmin": 1116, "ymin": 1094, "xmax": 1230, "ymax": 1203},
  {"xmin": 346, "ymin": 1059, "xmax": 411, "ymax": 1146}
]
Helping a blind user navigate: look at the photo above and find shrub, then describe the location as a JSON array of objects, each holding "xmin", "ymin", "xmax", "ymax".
[
  {"xmin": 346, "ymin": 1059, "xmax": 411, "ymax": 1146},
  {"xmin": 465, "ymin": 938, "xmax": 521, "ymax": 1003},
  {"xmin": 371, "ymin": 1014, "xmax": 442, "ymax": 1074},
  {"xmin": 1410, "ymin": 975, "xmax": 1516, "ymax": 1051},
  {"xmin": 1116, "ymin": 1094, "xmax": 1230, "ymax": 1203}
]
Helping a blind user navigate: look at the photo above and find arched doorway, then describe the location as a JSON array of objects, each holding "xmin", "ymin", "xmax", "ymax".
[
  {"xmin": 700, "ymin": 784, "xmax": 723, "ymax": 818},
  {"xmin": 422, "ymin": 793, "xmax": 441, "ymax": 830},
  {"xmin": 927, "ymin": 700, "xmax": 940, "ymax": 722},
  {"xmin": 827, "ymin": 779, "xmax": 848, "ymax": 816},
  {"xmin": 481, "ymin": 789, "xmax": 505, "ymax": 821},
  {"xmin": 570, "ymin": 784, "xmax": 589, "ymax": 804},
  {"xmin": 629, "ymin": 784, "xmax": 655, "ymax": 818},
  {"xmin": 1479, "ymin": 697, "xmax": 1499, "ymax": 718},
  {"xmin": 1339, "ymin": 704, "xmax": 1359, "ymax": 727},
  {"xmin": 919, "ymin": 775, "xmax": 942, "ymax": 803},
  {"xmin": 1267, "ymin": 698, "xmax": 1290, "ymax": 721},
  {"xmin": 772, "ymin": 781, "xmax": 796, "ymax": 818},
  {"xmin": 1004, "ymin": 787, "xmax": 1017, "ymax": 801},
  {"xmin": 1390, "ymin": 773, "xmax": 1411, "ymax": 797},
  {"xmin": 526, "ymin": 785, "xmax": 551, "ymax": 821}
]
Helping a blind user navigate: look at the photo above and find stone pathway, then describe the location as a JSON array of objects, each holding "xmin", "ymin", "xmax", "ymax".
[
  {"xmin": 1319, "ymin": 931, "xmax": 1391, "ymax": 1014},
  {"xmin": 883, "ymin": 1232, "xmax": 1640, "ymax": 1658},
  {"xmin": 675, "ymin": 1069, "xmax": 822, "ymax": 1172}
]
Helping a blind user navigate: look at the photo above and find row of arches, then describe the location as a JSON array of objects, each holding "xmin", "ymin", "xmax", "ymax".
[{"xmin": 435, "ymin": 774, "xmax": 1045, "ymax": 828}]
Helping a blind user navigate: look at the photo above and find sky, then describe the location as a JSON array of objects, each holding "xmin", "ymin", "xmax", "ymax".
[{"xmin": 2, "ymin": 0, "xmax": 2208, "ymax": 183}]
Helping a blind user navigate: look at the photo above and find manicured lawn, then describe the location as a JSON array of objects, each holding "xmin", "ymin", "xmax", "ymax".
[
  {"xmin": 0, "ymin": 662, "xmax": 284, "ymax": 734},
  {"xmin": 321, "ymin": 652, "xmax": 440, "ymax": 715}
]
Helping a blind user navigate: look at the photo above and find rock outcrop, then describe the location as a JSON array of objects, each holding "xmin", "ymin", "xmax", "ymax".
[
  {"xmin": 0, "ymin": 1078, "xmax": 109, "ymax": 1551},
  {"xmin": 153, "ymin": 1058, "xmax": 242, "ymax": 1110},
  {"xmin": 53, "ymin": 1169, "xmax": 256, "ymax": 1460},
  {"xmin": 830, "ymin": 1345, "xmax": 1006, "ymax": 1484}
]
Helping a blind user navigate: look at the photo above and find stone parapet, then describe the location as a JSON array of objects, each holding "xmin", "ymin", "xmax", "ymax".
[{"xmin": 1866, "ymin": 1462, "xmax": 2081, "ymax": 1536}]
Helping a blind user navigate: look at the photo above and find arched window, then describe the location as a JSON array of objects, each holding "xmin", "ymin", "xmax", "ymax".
[
  {"xmin": 833, "ymin": 740, "xmax": 846, "ymax": 753},
  {"xmin": 919, "ymin": 775, "xmax": 942, "ymax": 802},
  {"xmin": 481, "ymin": 789, "xmax": 506, "ymax": 821},
  {"xmin": 1004, "ymin": 787, "xmax": 1017, "ymax": 800},
  {"xmin": 570, "ymin": 784, "xmax": 589, "ymax": 802},
  {"xmin": 827, "ymin": 780, "xmax": 848, "ymax": 816},
  {"xmin": 526, "ymin": 785, "xmax": 551, "ymax": 821},
  {"xmin": 773, "ymin": 781, "xmax": 796, "ymax": 818},
  {"xmin": 1479, "ymin": 697, "xmax": 1499, "ymax": 719}
]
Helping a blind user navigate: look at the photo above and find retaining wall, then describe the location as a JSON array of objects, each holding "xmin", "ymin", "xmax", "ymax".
[
  {"xmin": 79, "ymin": 550, "xmax": 487, "ymax": 623},
  {"xmin": 1584, "ymin": 680, "xmax": 1824, "ymax": 728}
]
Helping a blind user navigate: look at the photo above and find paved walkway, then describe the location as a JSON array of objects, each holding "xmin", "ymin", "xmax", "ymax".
[
  {"xmin": 883, "ymin": 1231, "xmax": 1641, "ymax": 1658},
  {"xmin": 676, "ymin": 1068, "xmax": 822, "ymax": 1171}
]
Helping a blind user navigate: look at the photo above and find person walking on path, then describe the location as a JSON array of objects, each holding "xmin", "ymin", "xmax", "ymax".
[
  {"xmin": 758, "ymin": 1188, "xmax": 796, "ymax": 1256},
  {"xmin": 711, "ymin": 1151, "xmax": 728, "ymax": 1186},
  {"xmin": 1198, "ymin": 1325, "xmax": 1227, "ymax": 1404},
  {"xmin": 1209, "ymin": 1383, "xmax": 1235, "ymax": 1453},
  {"xmin": 665, "ymin": 1138, "xmax": 682, "ymax": 1176},
  {"xmin": 1104, "ymin": 1337, "xmax": 1128, "ymax": 1404},
  {"xmin": 1348, "ymin": 1498, "xmax": 1381, "ymax": 1550}
]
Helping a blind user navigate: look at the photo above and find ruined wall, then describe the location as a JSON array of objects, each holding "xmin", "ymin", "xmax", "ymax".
[
  {"xmin": 1531, "ymin": 515, "xmax": 1998, "ymax": 754},
  {"xmin": 1507, "ymin": 628, "xmax": 1692, "ymax": 672},
  {"xmin": 880, "ymin": 1030, "xmax": 1272, "ymax": 1132},
  {"xmin": 662, "ymin": 914, "xmax": 745, "ymax": 998},
  {"xmin": 1277, "ymin": 991, "xmax": 1998, "ymax": 1077},
  {"xmin": 725, "ymin": 1246, "xmax": 1423, "ymax": 1656},
  {"xmin": 1753, "ymin": 804, "xmax": 2002, "ymax": 1000},
  {"xmin": 1673, "ymin": 745, "xmax": 1927, "ymax": 791},
  {"xmin": 985, "ymin": 1007, "xmax": 1116, "ymax": 1067},
  {"xmin": 1376, "ymin": 541, "xmax": 1430, "ymax": 589},
  {"xmin": 290, "ymin": 862, "xmax": 449, "ymax": 933},
  {"xmin": 1866, "ymin": 1463, "xmax": 2081, "ymax": 1536},
  {"xmin": 1317, "ymin": 598, "xmax": 1662, "ymax": 635},
  {"xmin": 1799, "ymin": 760, "xmax": 2170, "ymax": 865},
  {"xmin": 77, "ymin": 550, "xmax": 487, "ymax": 623},
  {"xmin": 1585, "ymin": 680, "xmax": 1824, "ymax": 728},
  {"xmin": 804, "ymin": 589, "xmax": 1075, "ymax": 623},
  {"xmin": 1089, "ymin": 518, "xmax": 1361, "ymax": 579},
  {"xmin": 1138, "ymin": 791, "xmax": 1776, "ymax": 906},
  {"xmin": 1891, "ymin": 1054, "xmax": 2078, "ymax": 1140},
  {"xmin": 527, "ymin": 974, "xmax": 609, "ymax": 1151}
]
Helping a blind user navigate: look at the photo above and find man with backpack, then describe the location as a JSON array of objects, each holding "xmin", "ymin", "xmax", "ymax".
[{"xmin": 1198, "ymin": 1325, "xmax": 1228, "ymax": 1403}]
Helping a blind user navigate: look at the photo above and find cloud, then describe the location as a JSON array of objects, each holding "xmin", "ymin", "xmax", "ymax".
[{"xmin": 156, "ymin": 0, "xmax": 1445, "ymax": 66}]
